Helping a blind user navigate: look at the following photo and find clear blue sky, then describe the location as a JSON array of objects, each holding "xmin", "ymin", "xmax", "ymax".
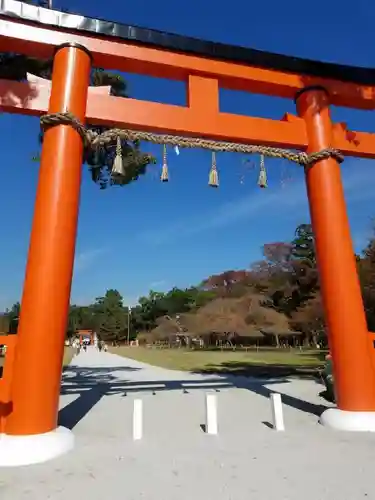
[{"xmin": 1, "ymin": 0, "xmax": 375, "ymax": 309}]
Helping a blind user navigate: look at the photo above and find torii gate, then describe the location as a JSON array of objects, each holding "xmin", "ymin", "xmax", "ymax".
[
  {"xmin": 1, "ymin": 0, "xmax": 375, "ymax": 466},
  {"xmin": 77, "ymin": 329, "xmax": 94, "ymax": 346}
]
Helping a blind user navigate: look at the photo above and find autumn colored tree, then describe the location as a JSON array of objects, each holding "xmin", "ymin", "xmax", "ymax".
[
  {"xmin": 4, "ymin": 222, "xmax": 340, "ymax": 345},
  {"xmin": 290, "ymin": 294, "xmax": 326, "ymax": 346},
  {"xmin": 358, "ymin": 231, "xmax": 375, "ymax": 330},
  {"xmin": 248, "ymin": 242, "xmax": 296, "ymax": 314},
  {"xmin": 201, "ymin": 270, "xmax": 252, "ymax": 297},
  {"xmin": 253, "ymin": 226, "xmax": 319, "ymax": 317}
]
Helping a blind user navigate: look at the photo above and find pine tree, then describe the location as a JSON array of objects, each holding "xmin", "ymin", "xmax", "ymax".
[{"xmin": 1, "ymin": 1, "xmax": 156, "ymax": 188}]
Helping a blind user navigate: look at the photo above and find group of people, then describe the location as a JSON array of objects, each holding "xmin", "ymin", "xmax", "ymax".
[{"xmin": 74, "ymin": 339, "xmax": 108, "ymax": 356}]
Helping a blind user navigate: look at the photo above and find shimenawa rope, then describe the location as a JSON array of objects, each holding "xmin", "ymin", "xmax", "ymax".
[{"xmin": 39, "ymin": 111, "xmax": 344, "ymax": 168}]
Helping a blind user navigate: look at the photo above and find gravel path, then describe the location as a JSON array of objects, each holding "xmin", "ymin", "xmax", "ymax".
[{"xmin": 1, "ymin": 347, "xmax": 375, "ymax": 499}]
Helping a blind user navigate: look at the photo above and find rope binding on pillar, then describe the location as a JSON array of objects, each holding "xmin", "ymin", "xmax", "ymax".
[{"xmin": 39, "ymin": 112, "xmax": 345, "ymax": 187}]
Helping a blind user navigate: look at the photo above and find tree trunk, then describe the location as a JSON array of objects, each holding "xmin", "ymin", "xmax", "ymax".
[{"xmin": 274, "ymin": 333, "xmax": 280, "ymax": 347}]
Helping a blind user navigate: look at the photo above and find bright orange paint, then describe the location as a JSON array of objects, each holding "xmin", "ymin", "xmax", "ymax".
[
  {"xmin": 296, "ymin": 89, "xmax": 375, "ymax": 411},
  {"xmin": 0, "ymin": 18, "xmax": 375, "ymax": 110},
  {"xmin": 0, "ymin": 14, "xmax": 374, "ymax": 436},
  {"xmin": 5, "ymin": 45, "xmax": 91, "ymax": 436},
  {"xmin": 2, "ymin": 77, "xmax": 375, "ymax": 158},
  {"xmin": 0, "ymin": 336, "xmax": 17, "ymax": 433}
]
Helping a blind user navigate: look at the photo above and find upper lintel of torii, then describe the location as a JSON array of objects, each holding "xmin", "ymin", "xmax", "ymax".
[{"xmin": 0, "ymin": 0, "xmax": 374, "ymax": 158}]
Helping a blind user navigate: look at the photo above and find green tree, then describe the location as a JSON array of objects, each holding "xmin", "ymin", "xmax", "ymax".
[
  {"xmin": 67, "ymin": 305, "xmax": 96, "ymax": 337},
  {"xmin": 160, "ymin": 288, "xmax": 197, "ymax": 315},
  {"xmin": 7, "ymin": 302, "xmax": 20, "ymax": 321},
  {"xmin": 247, "ymin": 228, "xmax": 319, "ymax": 317},
  {"xmin": 289, "ymin": 224, "xmax": 319, "ymax": 306},
  {"xmin": 358, "ymin": 229, "xmax": 375, "ymax": 330},
  {"xmin": 291, "ymin": 224, "xmax": 316, "ymax": 264},
  {"xmin": 127, "ymin": 304, "xmax": 147, "ymax": 334},
  {"xmin": 133, "ymin": 286, "xmax": 217, "ymax": 332},
  {"xmin": 2, "ymin": 1, "xmax": 156, "ymax": 188},
  {"xmin": 92, "ymin": 289, "xmax": 127, "ymax": 341},
  {"xmin": 1, "ymin": 302, "xmax": 21, "ymax": 334},
  {"xmin": 185, "ymin": 286, "xmax": 217, "ymax": 309},
  {"xmin": 136, "ymin": 291, "xmax": 169, "ymax": 331}
]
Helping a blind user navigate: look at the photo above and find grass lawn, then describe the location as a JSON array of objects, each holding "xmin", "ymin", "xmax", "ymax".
[
  {"xmin": 62, "ymin": 347, "xmax": 75, "ymax": 368},
  {"xmin": 110, "ymin": 347, "xmax": 326, "ymax": 377}
]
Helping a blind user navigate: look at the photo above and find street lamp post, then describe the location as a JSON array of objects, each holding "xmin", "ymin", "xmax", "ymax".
[{"xmin": 127, "ymin": 306, "xmax": 132, "ymax": 345}]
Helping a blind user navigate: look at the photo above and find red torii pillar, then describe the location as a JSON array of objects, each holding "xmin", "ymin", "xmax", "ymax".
[
  {"xmin": 1, "ymin": 42, "xmax": 91, "ymax": 466},
  {"xmin": 1, "ymin": 44, "xmax": 375, "ymax": 470},
  {"xmin": 296, "ymin": 87, "xmax": 375, "ymax": 431}
]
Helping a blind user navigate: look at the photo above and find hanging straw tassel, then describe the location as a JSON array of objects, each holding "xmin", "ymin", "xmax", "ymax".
[
  {"xmin": 111, "ymin": 135, "xmax": 125, "ymax": 177},
  {"xmin": 209, "ymin": 151, "xmax": 219, "ymax": 187},
  {"xmin": 160, "ymin": 144, "xmax": 169, "ymax": 182},
  {"xmin": 257, "ymin": 154, "xmax": 267, "ymax": 188}
]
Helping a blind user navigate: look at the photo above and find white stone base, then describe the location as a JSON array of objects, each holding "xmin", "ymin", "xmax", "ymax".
[
  {"xmin": 320, "ymin": 408, "xmax": 375, "ymax": 432},
  {"xmin": 0, "ymin": 426, "xmax": 74, "ymax": 467}
]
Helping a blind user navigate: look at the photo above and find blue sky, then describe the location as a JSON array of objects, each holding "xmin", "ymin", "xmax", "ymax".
[{"xmin": 1, "ymin": 0, "xmax": 375, "ymax": 309}]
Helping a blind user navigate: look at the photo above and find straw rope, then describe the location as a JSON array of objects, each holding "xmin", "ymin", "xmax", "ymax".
[{"xmin": 39, "ymin": 111, "xmax": 344, "ymax": 167}]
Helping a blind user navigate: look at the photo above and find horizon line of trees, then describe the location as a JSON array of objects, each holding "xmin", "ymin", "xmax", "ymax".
[{"xmin": 2, "ymin": 222, "xmax": 375, "ymax": 345}]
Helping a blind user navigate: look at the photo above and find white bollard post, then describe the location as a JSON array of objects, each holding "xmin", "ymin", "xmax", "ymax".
[
  {"xmin": 270, "ymin": 393, "xmax": 285, "ymax": 431},
  {"xmin": 133, "ymin": 399, "xmax": 143, "ymax": 440},
  {"xmin": 205, "ymin": 393, "xmax": 218, "ymax": 435}
]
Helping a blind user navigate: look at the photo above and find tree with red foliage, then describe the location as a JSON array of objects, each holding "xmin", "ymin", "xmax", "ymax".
[
  {"xmin": 358, "ymin": 230, "xmax": 375, "ymax": 331},
  {"xmin": 290, "ymin": 293, "xmax": 325, "ymax": 346},
  {"xmin": 201, "ymin": 270, "xmax": 252, "ymax": 297}
]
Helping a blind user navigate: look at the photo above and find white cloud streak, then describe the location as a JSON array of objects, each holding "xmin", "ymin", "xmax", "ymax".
[
  {"xmin": 148, "ymin": 280, "xmax": 168, "ymax": 289},
  {"xmin": 137, "ymin": 160, "xmax": 375, "ymax": 246},
  {"xmin": 74, "ymin": 248, "xmax": 106, "ymax": 273}
]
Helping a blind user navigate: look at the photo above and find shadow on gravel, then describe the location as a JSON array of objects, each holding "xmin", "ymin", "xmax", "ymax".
[
  {"xmin": 193, "ymin": 361, "xmax": 328, "ymax": 416},
  {"xmin": 193, "ymin": 360, "xmax": 321, "ymax": 379},
  {"xmin": 58, "ymin": 362, "xmax": 328, "ymax": 430}
]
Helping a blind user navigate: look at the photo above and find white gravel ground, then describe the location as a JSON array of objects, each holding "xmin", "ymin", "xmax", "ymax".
[{"xmin": 1, "ymin": 347, "xmax": 375, "ymax": 500}]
